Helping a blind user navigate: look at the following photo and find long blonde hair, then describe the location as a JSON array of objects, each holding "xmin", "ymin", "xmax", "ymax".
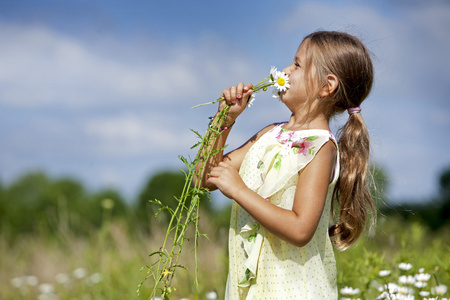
[{"xmin": 303, "ymin": 31, "xmax": 376, "ymax": 250}]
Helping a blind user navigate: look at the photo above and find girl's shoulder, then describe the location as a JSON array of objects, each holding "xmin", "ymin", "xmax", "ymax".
[{"xmin": 268, "ymin": 122, "xmax": 336, "ymax": 143}]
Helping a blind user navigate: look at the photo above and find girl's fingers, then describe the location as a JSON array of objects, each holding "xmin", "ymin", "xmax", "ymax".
[
  {"xmin": 244, "ymin": 83, "xmax": 254, "ymax": 96},
  {"xmin": 219, "ymin": 83, "xmax": 254, "ymax": 110},
  {"xmin": 221, "ymin": 88, "xmax": 229, "ymax": 101},
  {"xmin": 230, "ymin": 86, "xmax": 238, "ymax": 104},
  {"xmin": 236, "ymin": 82, "xmax": 244, "ymax": 99}
]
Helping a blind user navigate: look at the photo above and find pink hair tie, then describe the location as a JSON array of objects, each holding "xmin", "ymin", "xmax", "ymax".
[{"xmin": 347, "ymin": 107, "xmax": 362, "ymax": 115}]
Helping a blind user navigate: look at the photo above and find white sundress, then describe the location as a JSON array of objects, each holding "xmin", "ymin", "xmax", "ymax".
[{"xmin": 225, "ymin": 123, "xmax": 339, "ymax": 300}]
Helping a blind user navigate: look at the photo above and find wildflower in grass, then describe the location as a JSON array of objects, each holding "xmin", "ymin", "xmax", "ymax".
[
  {"xmin": 10, "ymin": 276, "xmax": 24, "ymax": 288},
  {"xmin": 398, "ymin": 275, "xmax": 415, "ymax": 285},
  {"xmin": 415, "ymin": 272, "xmax": 431, "ymax": 283},
  {"xmin": 206, "ymin": 290, "xmax": 218, "ymax": 299},
  {"xmin": 38, "ymin": 283, "xmax": 54, "ymax": 294},
  {"xmin": 340, "ymin": 286, "xmax": 361, "ymax": 296},
  {"xmin": 376, "ymin": 291, "xmax": 390, "ymax": 300},
  {"xmin": 415, "ymin": 281, "xmax": 428, "ymax": 288},
  {"xmin": 385, "ymin": 283, "xmax": 399, "ymax": 294},
  {"xmin": 26, "ymin": 275, "xmax": 39, "ymax": 286},
  {"xmin": 379, "ymin": 270, "xmax": 391, "ymax": 277},
  {"xmin": 55, "ymin": 273, "xmax": 70, "ymax": 284},
  {"xmin": 397, "ymin": 285, "xmax": 414, "ymax": 296},
  {"xmin": 87, "ymin": 273, "xmax": 103, "ymax": 285},
  {"xmin": 73, "ymin": 267, "xmax": 87, "ymax": 279},
  {"xmin": 37, "ymin": 294, "xmax": 59, "ymax": 300},
  {"xmin": 432, "ymin": 284, "xmax": 448, "ymax": 296},
  {"xmin": 420, "ymin": 290, "xmax": 431, "ymax": 297},
  {"xmin": 398, "ymin": 262, "xmax": 412, "ymax": 271}
]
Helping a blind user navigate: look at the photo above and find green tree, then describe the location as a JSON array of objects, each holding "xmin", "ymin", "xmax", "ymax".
[
  {"xmin": 0, "ymin": 171, "xmax": 129, "ymax": 238},
  {"xmin": 1, "ymin": 172, "xmax": 53, "ymax": 235},
  {"xmin": 437, "ymin": 167, "xmax": 450, "ymax": 227},
  {"xmin": 136, "ymin": 170, "xmax": 212, "ymax": 227},
  {"xmin": 88, "ymin": 188, "xmax": 128, "ymax": 228}
]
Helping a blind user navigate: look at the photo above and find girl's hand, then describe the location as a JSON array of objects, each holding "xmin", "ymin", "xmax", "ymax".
[
  {"xmin": 219, "ymin": 82, "xmax": 253, "ymax": 124},
  {"xmin": 206, "ymin": 161, "xmax": 247, "ymax": 199}
]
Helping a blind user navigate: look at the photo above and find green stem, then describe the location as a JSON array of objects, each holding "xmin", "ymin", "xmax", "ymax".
[
  {"xmin": 148, "ymin": 105, "xmax": 230, "ymax": 299},
  {"xmin": 145, "ymin": 73, "xmax": 274, "ymax": 298}
]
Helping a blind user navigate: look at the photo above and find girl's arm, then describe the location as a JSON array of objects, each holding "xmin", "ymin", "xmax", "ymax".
[
  {"xmin": 207, "ymin": 140, "xmax": 337, "ymax": 247},
  {"xmin": 193, "ymin": 82, "xmax": 254, "ymax": 190}
]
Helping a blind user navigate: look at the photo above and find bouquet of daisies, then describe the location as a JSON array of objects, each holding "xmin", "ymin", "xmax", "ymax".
[{"xmin": 140, "ymin": 67, "xmax": 289, "ymax": 299}]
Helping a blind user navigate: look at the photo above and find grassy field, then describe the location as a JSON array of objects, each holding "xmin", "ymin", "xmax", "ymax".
[{"xmin": 1, "ymin": 213, "xmax": 449, "ymax": 300}]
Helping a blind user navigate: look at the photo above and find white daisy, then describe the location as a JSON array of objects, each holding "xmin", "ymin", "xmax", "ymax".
[
  {"xmin": 38, "ymin": 283, "xmax": 54, "ymax": 294},
  {"xmin": 273, "ymin": 71, "xmax": 290, "ymax": 92},
  {"xmin": 205, "ymin": 291, "xmax": 218, "ymax": 299},
  {"xmin": 247, "ymin": 93, "xmax": 256, "ymax": 108},
  {"xmin": 340, "ymin": 286, "xmax": 360, "ymax": 295},
  {"xmin": 398, "ymin": 275, "xmax": 415, "ymax": 285},
  {"xmin": 10, "ymin": 277, "xmax": 24, "ymax": 288},
  {"xmin": 270, "ymin": 66, "xmax": 278, "ymax": 81},
  {"xmin": 432, "ymin": 284, "xmax": 448, "ymax": 296},
  {"xmin": 55, "ymin": 273, "xmax": 70, "ymax": 284},
  {"xmin": 26, "ymin": 275, "xmax": 39, "ymax": 286},
  {"xmin": 398, "ymin": 262, "xmax": 412, "ymax": 271},
  {"xmin": 415, "ymin": 273, "xmax": 431, "ymax": 282},
  {"xmin": 420, "ymin": 291, "xmax": 431, "ymax": 297},
  {"xmin": 272, "ymin": 89, "xmax": 281, "ymax": 100},
  {"xmin": 73, "ymin": 267, "xmax": 87, "ymax": 279}
]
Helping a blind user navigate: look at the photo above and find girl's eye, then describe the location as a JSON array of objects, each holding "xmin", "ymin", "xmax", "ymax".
[{"xmin": 295, "ymin": 62, "xmax": 300, "ymax": 68}]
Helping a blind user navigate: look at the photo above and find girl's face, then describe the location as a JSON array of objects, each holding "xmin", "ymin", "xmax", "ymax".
[{"xmin": 281, "ymin": 41, "xmax": 311, "ymax": 107}]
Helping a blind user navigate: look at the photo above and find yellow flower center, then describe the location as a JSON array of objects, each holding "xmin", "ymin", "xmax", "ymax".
[{"xmin": 277, "ymin": 77, "xmax": 285, "ymax": 86}]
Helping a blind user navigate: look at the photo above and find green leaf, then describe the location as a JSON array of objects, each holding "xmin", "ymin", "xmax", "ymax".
[
  {"xmin": 178, "ymin": 155, "xmax": 191, "ymax": 169},
  {"xmin": 306, "ymin": 135, "xmax": 319, "ymax": 141},
  {"xmin": 190, "ymin": 128, "xmax": 203, "ymax": 140},
  {"xmin": 190, "ymin": 141, "xmax": 202, "ymax": 149}
]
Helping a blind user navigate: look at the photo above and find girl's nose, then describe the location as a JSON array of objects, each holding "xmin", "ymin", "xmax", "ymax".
[{"xmin": 282, "ymin": 65, "xmax": 291, "ymax": 76}]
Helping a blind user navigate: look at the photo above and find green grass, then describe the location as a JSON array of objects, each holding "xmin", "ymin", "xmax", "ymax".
[{"xmin": 1, "ymin": 214, "xmax": 449, "ymax": 299}]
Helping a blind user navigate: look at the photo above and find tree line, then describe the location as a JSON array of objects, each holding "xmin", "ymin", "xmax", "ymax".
[
  {"xmin": 0, "ymin": 166, "xmax": 449, "ymax": 240},
  {"xmin": 0, "ymin": 170, "xmax": 224, "ymax": 241}
]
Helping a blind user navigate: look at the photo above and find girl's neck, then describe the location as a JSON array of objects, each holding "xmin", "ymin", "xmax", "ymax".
[{"xmin": 283, "ymin": 107, "xmax": 330, "ymax": 132}]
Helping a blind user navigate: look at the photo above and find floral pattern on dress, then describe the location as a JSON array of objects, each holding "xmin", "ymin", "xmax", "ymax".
[{"xmin": 272, "ymin": 127, "xmax": 319, "ymax": 170}]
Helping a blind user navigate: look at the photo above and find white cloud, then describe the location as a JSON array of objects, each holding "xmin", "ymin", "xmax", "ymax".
[
  {"xmin": 0, "ymin": 23, "xmax": 259, "ymax": 109},
  {"xmin": 84, "ymin": 112, "xmax": 196, "ymax": 156}
]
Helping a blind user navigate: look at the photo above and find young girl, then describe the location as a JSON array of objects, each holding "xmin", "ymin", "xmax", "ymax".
[{"xmin": 195, "ymin": 31, "xmax": 376, "ymax": 299}]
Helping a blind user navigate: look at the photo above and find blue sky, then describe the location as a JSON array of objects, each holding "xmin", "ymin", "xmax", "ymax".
[{"xmin": 1, "ymin": 0, "xmax": 449, "ymax": 205}]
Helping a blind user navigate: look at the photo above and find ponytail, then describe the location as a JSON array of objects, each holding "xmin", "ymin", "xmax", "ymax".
[
  {"xmin": 303, "ymin": 31, "xmax": 376, "ymax": 250},
  {"xmin": 329, "ymin": 112, "xmax": 376, "ymax": 250}
]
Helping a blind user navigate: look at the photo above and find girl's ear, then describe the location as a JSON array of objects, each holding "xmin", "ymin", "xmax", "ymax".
[{"xmin": 319, "ymin": 74, "xmax": 338, "ymax": 97}]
